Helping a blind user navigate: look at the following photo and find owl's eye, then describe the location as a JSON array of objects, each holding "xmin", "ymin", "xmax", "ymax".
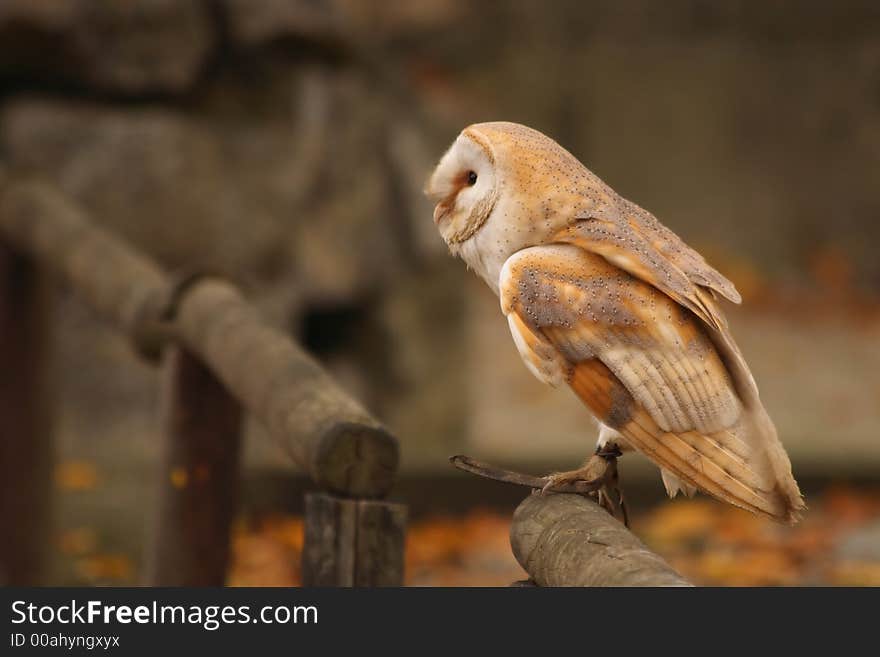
[{"xmin": 466, "ymin": 171, "xmax": 478, "ymax": 186}]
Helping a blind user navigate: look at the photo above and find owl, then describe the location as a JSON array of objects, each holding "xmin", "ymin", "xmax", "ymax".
[{"xmin": 425, "ymin": 122, "xmax": 804, "ymax": 523}]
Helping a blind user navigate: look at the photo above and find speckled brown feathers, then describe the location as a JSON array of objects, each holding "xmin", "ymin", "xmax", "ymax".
[{"xmin": 426, "ymin": 121, "xmax": 804, "ymax": 522}]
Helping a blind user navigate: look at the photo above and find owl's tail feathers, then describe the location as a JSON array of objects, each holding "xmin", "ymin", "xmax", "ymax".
[
  {"xmin": 623, "ymin": 408, "xmax": 804, "ymax": 523},
  {"xmin": 569, "ymin": 360, "xmax": 805, "ymax": 523},
  {"xmin": 746, "ymin": 405, "xmax": 806, "ymax": 523}
]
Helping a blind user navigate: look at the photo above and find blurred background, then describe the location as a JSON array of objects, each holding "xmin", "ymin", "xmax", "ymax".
[{"xmin": 1, "ymin": 0, "xmax": 879, "ymax": 586}]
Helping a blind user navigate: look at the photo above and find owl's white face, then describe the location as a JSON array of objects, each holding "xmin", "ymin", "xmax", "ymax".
[{"xmin": 424, "ymin": 130, "xmax": 499, "ymax": 248}]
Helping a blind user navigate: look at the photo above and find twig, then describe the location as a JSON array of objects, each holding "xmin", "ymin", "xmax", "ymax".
[{"xmin": 449, "ymin": 455, "xmax": 604, "ymax": 494}]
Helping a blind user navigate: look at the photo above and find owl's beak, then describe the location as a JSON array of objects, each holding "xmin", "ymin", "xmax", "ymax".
[{"xmin": 433, "ymin": 202, "xmax": 450, "ymax": 225}]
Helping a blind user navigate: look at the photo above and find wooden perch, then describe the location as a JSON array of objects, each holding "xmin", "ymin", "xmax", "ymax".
[
  {"xmin": 510, "ymin": 493, "xmax": 691, "ymax": 587},
  {"xmin": 0, "ymin": 179, "xmax": 398, "ymax": 498},
  {"xmin": 451, "ymin": 454, "xmax": 686, "ymax": 585}
]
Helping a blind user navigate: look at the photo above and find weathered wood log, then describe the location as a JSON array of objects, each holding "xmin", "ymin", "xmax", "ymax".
[
  {"xmin": 302, "ymin": 492, "xmax": 406, "ymax": 586},
  {"xmin": 145, "ymin": 346, "xmax": 242, "ymax": 585},
  {"xmin": 0, "ymin": 242, "xmax": 52, "ymax": 585},
  {"xmin": 510, "ymin": 493, "xmax": 691, "ymax": 587},
  {"xmin": 0, "ymin": 180, "xmax": 167, "ymax": 338},
  {"xmin": 174, "ymin": 280, "xmax": 398, "ymax": 497},
  {"xmin": 0, "ymin": 180, "xmax": 399, "ymax": 497}
]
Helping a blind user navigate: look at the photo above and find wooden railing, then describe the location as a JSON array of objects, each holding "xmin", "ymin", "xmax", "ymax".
[{"xmin": 0, "ymin": 178, "xmax": 404, "ymax": 586}]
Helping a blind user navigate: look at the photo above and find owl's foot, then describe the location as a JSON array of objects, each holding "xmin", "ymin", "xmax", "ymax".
[
  {"xmin": 541, "ymin": 445, "xmax": 628, "ymax": 526},
  {"xmin": 539, "ymin": 444, "xmax": 621, "ymax": 492},
  {"xmin": 447, "ymin": 452, "xmax": 628, "ymax": 525}
]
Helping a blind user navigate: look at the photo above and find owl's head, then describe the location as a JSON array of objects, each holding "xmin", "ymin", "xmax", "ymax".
[
  {"xmin": 424, "ymin": 125, "xmax": 501, "ymax": 246},
  {"xmin": 425, "ymin": 122, "xmax": 590, "ymax": 249}
]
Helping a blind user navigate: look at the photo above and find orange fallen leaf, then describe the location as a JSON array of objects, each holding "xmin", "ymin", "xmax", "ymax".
[
  {"xmin": 169, "ymin": 467, "xmax": 188, "ymax": 489},
  {"xmin": 690, "ymin": 548, "xmax": 800, "ymax": 586},
  {"xmin": 75, "ymin": 554, "xmax": 132, "ymax": 582},
  {"xmin": 823, "ymin": 486, "xmax": 880, "ymax": 526},
  {"xmin": 713, "ymin": 508, "xmax": 778, "ymax": 549},
  {"xmin": 260, "ymin": 515, "xmax": 304, "ymax": 552},
  {"xmin": 55, "ymin": 461, "xmax": 98, "ymax": 491},
  {"xmin": 809, "ymin": 246, "xmax": 853, "ymax": 295},
  {"xmin": 58, "ymin": 527, "xmax": 98, "ymax": 556},
  {"xmin": 826, "ymin": 561, "xmax": 880, "ymax": 587},
  {"xmin": 637, "ymin": 499, "xmax": 719, "ymax": 548},
  {"xmin": 228, "ymin": 535, "xmax": 298, "ymax": 587}
]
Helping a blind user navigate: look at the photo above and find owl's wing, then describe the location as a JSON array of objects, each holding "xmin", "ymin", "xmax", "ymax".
[
  {"xmin": 554, "ymin": 207, "xmax": 740, "ymax": 332},
  {"xmin": 499, "ymin": 243, "xmax": 803, "ymax": 522}
]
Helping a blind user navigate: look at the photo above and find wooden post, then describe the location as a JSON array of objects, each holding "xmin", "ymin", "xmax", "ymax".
[
  {"xmin": 0, "ymin": 243, "xmax": 52, "ymax": 585},
  {"xmin": 146, "ymin": 346, "xmax": 242, "ymax": 585},
  {"xmin": 302, "ymin": 492, "xmax": 406, "ymax": 586},
  {"xmin": 510, "ymin": 493, "xmax": 691, "ymax": 587}
]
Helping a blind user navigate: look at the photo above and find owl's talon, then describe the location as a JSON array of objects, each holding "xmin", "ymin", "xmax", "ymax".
[
  {"xmin": 539, "ymin": 454, "xmax": 610, "ymax": 494},
  {"xmin": 540, "ymin": 471, "xmax": 592, "ymax": 495},
  {"xmin": 540, "ymin": 451, "xmax": 629, "ymax": 526}
]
